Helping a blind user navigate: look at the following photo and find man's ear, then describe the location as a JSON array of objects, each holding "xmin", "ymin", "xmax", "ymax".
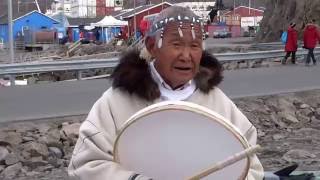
[{"xmin": 145, "ymin": 36, "xmax": 156, "ymax": 57}]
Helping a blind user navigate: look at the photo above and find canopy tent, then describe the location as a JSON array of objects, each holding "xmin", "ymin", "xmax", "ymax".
[{"xmin": 91, "ymin": 16, "xmax": 128, "ymax": 27}]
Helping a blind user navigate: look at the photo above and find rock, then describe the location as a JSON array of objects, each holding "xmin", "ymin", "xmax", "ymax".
[
  {"xmin": 278, "ymin": 112, "xmax": 299, "ymax": 123},
  {"xmin": 39, "ymin": 128, "xmax": 62, "ymax": 148},
  {"xmin": 238, "ymin": 61, "xmax": 249, "ymax": 69},
  {"xmin": 300, "ymin": 103, "xmax": 310, "ymax": 109},
  {"xmin": 293, "ymin": 100, "xmax": 303, "ymax": 107},
  {"xmin": 61, "ymin": 123, "xmax": 81, "ymax": 139},
  {"xmin": 48, "ymin": 147, "xmax": 63, "ymax": 159},
  {"xmin": 272, "ymin": 134, "xmax": 284, "ymax": 140},
  {"xmin": 56, "ymin": 159, "xmax": 68, "ymax": 167},
  {"xmin": 283, "ymin": 149, "xmax": 317, "ymax": 162},
  {"xmin": 295, "ymin": 128, "xmax": 320, "ymax": 138},
  {"xmin": 278, "ymin": 98, "xmax": 296, "ymax": 113},
  {"xmin": 311, "ymin": 116, "xmax": 320, "ymax": 124},
  {"xmin": 22, "ymin": 136, "xmax": 35, "ymax": 143},
  {"xmin": 296, "ymin": 111, "xmax": 310, "ymax": 123},
  {"xmin": 27, "ymin": 77, "xmax": 37, "ymax": 85},
  {"xmin": 0, "ymin": 146, "xmax": 9, "ymax": 163},
  {"xmin": 0, "ymin": 162, "xmax": 22, "ymax": 179},
  {"xmin": 257, "ymin": 130, "xmax": 266, "ymax": 137},
  {"xmin": 0, "ymin": 165, "xmax": 4, "ymax": 173},
  {"xmin": 34, "ymin": 164, "xmax": 54, "ymax": 172},
  {"xmin": 25, "ymin": 171, "xmax": 41, "ymax": 176},
  {"xmin": 4, "ymin": 153, "xmax": 20, "ymax": 165},
  {"xmin": 316, "ymin": 108, "xmax": 320, "ymax": 118},
  {"xmin": 23, "ymin": 156, "xmax": 48, "ymax": 170},
  {"xmin": 21, "ymin": 142, "xmax": 49, "ymax": 158},
  {"xmin": 0, "ymin": 131, "xmax": 22, "ymax": 146},
  {"xmin": 298, "ymin": 108, "xmax": 314, "ymax": 117},
  {"xmin": 37, "ymin": 124, "xmax": 53, "ymax": 134},
  {"xmin": 270, "ymin": 113, "xmax": 287, "ymax": 128}
]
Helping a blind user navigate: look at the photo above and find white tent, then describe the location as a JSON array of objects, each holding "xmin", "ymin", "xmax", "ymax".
[{"xmin": 91, "ymin": 16, "xmax": 128, "ymax": 27}]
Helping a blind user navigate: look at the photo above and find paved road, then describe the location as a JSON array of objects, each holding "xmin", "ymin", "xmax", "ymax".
[{"xmin": 1, "ymin": 64, "xmax": 320, "ymax": 122}]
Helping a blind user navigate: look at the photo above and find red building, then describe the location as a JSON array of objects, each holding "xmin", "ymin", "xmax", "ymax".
[
  {"xmin": 223, "ymin": 6, "xmax": 264, "ymax": 17},
  {"xmin": 208, "ymin": 6, "xmax": 264, "ymax": 38},
  {"xmin": 114, "ymin": 2, "xmax": 172, "ymax": 37},
  {"xmin": 96, "ymin": 0, "xmax": 115, "ymax": 16}
]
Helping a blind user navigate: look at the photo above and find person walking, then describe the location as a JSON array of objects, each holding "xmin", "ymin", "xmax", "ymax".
[
  {"xmin": 282, "ymin": 23, "xmax": 298, "ymax": 65},
  {"xmin": 303, "ymin": 19, "xmax": 320, "ymax": 66}
]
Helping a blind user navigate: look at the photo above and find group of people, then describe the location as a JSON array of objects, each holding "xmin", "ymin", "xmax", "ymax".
[{"xmin": 282, "ymin": 19, "xmax": 320, "ymax": 66}]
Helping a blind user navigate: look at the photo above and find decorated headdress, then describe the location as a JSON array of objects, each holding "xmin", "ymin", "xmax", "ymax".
[{"xmin": 140, "ymin": 6, "xmax": 206, "ymax": 61}]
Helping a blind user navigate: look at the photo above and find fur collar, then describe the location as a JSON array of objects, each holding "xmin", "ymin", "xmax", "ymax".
[{"xmin": 111, "ymin": 48, "xmax": 223, "ymax": 101}]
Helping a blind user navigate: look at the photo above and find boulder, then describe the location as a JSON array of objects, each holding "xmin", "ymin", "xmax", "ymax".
[
  {"xmin": 20, "ymin": 142, "xmax": 49, "ymax": 158},
  {"xmin": 0, "ymin": 162, "xmax": 22, "ymax": 179}
]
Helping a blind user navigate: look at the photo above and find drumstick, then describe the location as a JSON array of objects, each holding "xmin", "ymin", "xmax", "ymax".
[{"xmin": 187, "ymin": 145, "xmax": 262, "ymax": 180}]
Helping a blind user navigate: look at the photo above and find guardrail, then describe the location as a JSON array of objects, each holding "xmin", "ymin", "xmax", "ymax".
[
  {"xmin": 1, "ymin": 47, "xmax": 319, "ymax": 85},
  {"xmin": 216, "ymin": 47, "xmax": 320, "ymax": 61}
]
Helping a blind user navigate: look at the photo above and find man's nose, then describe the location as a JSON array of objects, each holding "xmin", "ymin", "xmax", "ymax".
[{"xmin": 180, "ymin": 47, "xmax": 192, "ymax": 62}]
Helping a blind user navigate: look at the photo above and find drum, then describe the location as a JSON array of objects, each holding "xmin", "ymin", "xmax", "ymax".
[{"xmin": 114, "ymin": 101, "xmax": 252, "ymax": 180}]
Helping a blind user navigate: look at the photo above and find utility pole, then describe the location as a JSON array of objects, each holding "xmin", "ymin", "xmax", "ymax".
[
  {"xmin": 233, "ymin": 0, "xmax": 235, "ymax": 18},
  {"xmin": 8, "ymin": 0, "xmax": 14, "ymax": 64},
  {"xmin": 134, "ymin": 0, "xmax": 137, "ymax": 39},
  {"xmin": 34, "ymin": 0, "xmax": 41, "ymax": 13},
  {"xmin": 249, "ymin": 0, "xmax": 251, "ymax": 15},
  {"xmin": 162, "ymin": 0, "xmax": 163, "ymax": 10},
  {"xmin": 18, "ymin": 0, "xmax": 20, "ymax": 13}
]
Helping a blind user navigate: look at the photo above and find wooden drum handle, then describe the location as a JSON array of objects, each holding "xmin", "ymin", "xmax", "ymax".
[{"xmin": 187, "ymin": 145, "xmax": 262, "ymax": 180}]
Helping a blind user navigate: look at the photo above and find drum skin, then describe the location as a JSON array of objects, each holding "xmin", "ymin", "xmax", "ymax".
[{"xmin": 114, "ymin": 101, "xmax": 250, "ymax": 180}]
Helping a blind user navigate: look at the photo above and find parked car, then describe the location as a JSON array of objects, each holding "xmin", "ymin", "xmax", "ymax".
[{"xmin": 213, "ymin": 30, "xmax": 232, "ymax": 38}]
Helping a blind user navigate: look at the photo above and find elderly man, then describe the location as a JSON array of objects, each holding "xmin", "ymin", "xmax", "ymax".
[{"xmin": 68, "ymin": 6, "xmax": 264, "ymax": 180}]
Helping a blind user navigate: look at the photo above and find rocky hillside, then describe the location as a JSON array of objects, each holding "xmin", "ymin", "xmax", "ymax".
[{"xmin": 256, "ymin": 0, "xmax": 320, "ymax": 42}]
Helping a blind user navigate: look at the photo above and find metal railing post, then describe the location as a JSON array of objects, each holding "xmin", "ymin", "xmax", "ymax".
[
  {"xmin": 77, "ymin": 70, "xmax": 82, "ymax": 80},
  {"xmin": 9, "ymin": 75, "xmax": 15, "ymax": 86}
]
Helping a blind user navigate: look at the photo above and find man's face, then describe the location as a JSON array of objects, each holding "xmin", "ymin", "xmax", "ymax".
[{"xmin": 149, "ymin": 22, "xmax": 203, "ymax": 89}]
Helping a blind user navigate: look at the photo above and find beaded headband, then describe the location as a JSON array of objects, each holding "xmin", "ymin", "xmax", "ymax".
[{"xmin": 148, "ymin": 15, "xmax": 206, "ymax": 49}]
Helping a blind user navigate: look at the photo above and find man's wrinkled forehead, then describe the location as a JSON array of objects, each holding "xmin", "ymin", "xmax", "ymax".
[{"xmin": 163, "ymin": 22, "xmax": 203, "ymax": 39}]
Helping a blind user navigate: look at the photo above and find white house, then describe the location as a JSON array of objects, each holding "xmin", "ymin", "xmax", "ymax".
[
  {"xmin": 71, "ymin": 0, "xmax": 97, "ymax": 17},
  {"xmin": 46, "ymin": 0, "xmax": 73, "ymax": 16},
  {"xmin": 175, "ymin": 1, "xmax": 216, "ymax": 20}
]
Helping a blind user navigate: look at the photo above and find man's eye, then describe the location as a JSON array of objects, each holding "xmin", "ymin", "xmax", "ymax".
[
  {"xmin": 192, "ymin": 44, "xmax": 200, "ymax": 48},
  {"xmin": 173, "ymin": 43, "xmax": 181, "ymax": 46}
]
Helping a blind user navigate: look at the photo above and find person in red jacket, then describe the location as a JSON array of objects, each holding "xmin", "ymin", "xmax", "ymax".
[
  {"xmin": 303, "ymin": 19, "xmax": 320, "ymax": 66},
  {"xmin": 282, "ymin": 23, "xmax": 298, "ymax": 65}
]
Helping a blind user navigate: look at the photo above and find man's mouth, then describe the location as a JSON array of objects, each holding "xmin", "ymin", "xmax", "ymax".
[{"xmin": 174, "ymin": 67, "xmax": 192, "ymax": 71}]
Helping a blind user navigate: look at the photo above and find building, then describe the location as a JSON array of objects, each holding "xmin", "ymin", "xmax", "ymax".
[
  {"xmin": 114, "ymin": 2, "xmax": 172, "ymax": 38},
  {"xmin": 71, "ymin": 0, "xmax": 96, "ymax": 17},
  {"xmin": 213, "ymin": 6, "xmax": 264, "ymax": 37},
  {"xmin": 175, "ymin": 1, "xmax": 216, "ymax": 21},
  {"xmin": 0, "ymin": 10, "xmax": 59, "ymax": 44},
  {"xmin": 70, "ymin": 0, "xmax": 124, "ymax": 18},
  {"xmin": 67, "ymin": 17, "xmax": 103, "ymax": 41},
  {"xmin": 47, "ymin": 0, "xmax": 73, "ymax": 16},
  {"xmin": 222, "ymin": 6, "xmax": 264, "ymax": 30}
]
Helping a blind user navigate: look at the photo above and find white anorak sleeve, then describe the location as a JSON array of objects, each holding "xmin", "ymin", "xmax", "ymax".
[
  {"xmin": 68, "ymin": 92, "xmax": 150, "ymax": 180},
  {"xmin": 229, "ymin": 99, "xmax": 265, "ymax": 180}
]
